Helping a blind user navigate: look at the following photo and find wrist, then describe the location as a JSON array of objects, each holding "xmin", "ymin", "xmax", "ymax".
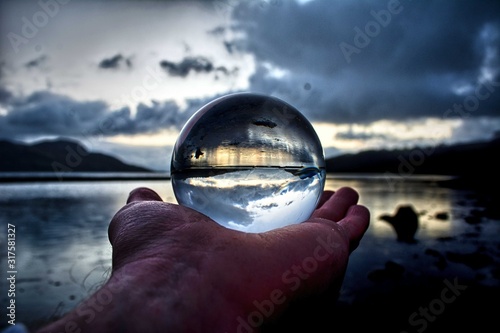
[{"xmin": 36, "ymin": 257, "xmax": 245, "ymax": 333}]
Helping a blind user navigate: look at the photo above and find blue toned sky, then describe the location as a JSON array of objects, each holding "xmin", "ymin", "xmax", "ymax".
[{"xmin": 1, "ymin": 0, "xmax": 499, "ymax": 171}]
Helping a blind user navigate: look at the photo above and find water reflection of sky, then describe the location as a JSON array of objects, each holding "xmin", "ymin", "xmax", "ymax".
[
  {"xmin": 330, "ymin": 176, "xmax": 500, "ymax": 304},
  {"xmin": 327, "ymin": 176, "xmax": 482, "ymax": 242},
  {"xmin": 339, "ymin": 177, "xmax": 455, "ymax": 240},
  {"xmin": 1, "ymin": 177, "xmax": 498, "ymax": 329},
  {"xmin": 0, "ymin": 181, "xmax": 171, "ymax": 326}
]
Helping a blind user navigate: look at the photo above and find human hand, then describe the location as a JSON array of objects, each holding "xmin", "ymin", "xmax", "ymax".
[{"xmin": 36, "ymin": 186, "xmax": 369, "ymax": 333}]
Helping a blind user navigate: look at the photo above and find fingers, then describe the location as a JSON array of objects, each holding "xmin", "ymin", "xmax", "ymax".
[
  {"xmin": 309, "ymin": 187, "xmax": 370, "ymax": 253},
  {"xmin": 127, "ymin": 187, "xmax": 163, "ymax": 203},
  {"xmin": 311, "ymin": 187, "xmax": 359, "ymax": 222},
  {"xmin": 316, "ymin": 190, "xmax": 334, "ymax": 209},
  {"xmin": 338, "ymin": 205, "xmax": 370, "ymax": 252}
]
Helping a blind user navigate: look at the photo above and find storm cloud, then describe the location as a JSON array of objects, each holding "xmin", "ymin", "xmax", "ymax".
[
  {"xmin": 98, "ymin": 54, "xmax": 132, "ymax": 69},
  {"xmin": 25, "ymin": 55, "xmax": 48, "ymax": 69},
  {"xmin": 0, "ymin": 89, "xmax": 193, "ymax": 138},
  {"xmin": 160, "ymin": 56, "xmax": 234, "ymax": 77},
  {"xmin": 0, "ymin": 0, "xmax": 499, "ymax": 165},
  {"xmin": 91, "ymin": 100, "xmax": 191, "ymax": 135},
  {"xmin": 228, "ymin": 0, "xmax": 500, "ymax": 123},
  {"xmin": 0, "ymin": 86, "xmax": 12, "ymax": 105}
]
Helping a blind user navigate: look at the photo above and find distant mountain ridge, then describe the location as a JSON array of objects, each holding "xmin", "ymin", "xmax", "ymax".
[
  {"xmin": 2, "ymin": 136, "xmax": 498, "ymax": 178},
  {"xmin": 0, "ymin": 138, "xmax": 152, "ymax": 173},
  {"xmin": 325, "ymin": 137, "xmax": 500, "ymax": 177}
]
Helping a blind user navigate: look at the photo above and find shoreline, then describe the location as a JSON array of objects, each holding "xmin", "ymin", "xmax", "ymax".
[
  {"xmin": 0, "ymin": 172, "xmax": 457, "ymax": 183},
  {"xmin": 0, "ymin": 172, "xmax": 171, "ymax": 183}
]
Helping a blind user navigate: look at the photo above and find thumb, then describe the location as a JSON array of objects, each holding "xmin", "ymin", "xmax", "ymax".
[{"xmin": 126, "ymin": 187, "xmax": 163, "ymax": 203}]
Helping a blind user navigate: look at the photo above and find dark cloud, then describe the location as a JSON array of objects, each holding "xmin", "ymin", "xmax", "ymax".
[
  {"xmin": 0, "ymin": 61, "xmax": 5, "ymax": 74},
  {"xmin": 335, "ymin": 130, "xmax": 389, "ymax": 141},
  {"xmin": 0, "ymin": 86, "xmax": 13, "ymax": 105},
  {"xmin": 0, "ymin": 90, "xmax": 108, "ymax": 137},
  {"xmin": 98, "ymin": 54, "xmax": 132, "ymax": 69},
  {"xmin": 2, "ymin": 0, "xmax": 499, "ymax": 152},
  {"xmin": 230, "ymin": 0, "xmax": 500, "ymax": 124},
  {"xmin": 207, "ymin": 26, "xmax": 226, "ymax": 36},
  {"xmin": 160, "ymin": 56, "xmax": 213, "ymax": 77},
  {"xmin": 25, "ymin": 55, "xmax": 48, "ymax": 69},
  {"xmin": 0, "ymin": 89, "xmax": 191, "ymax": 138},
  {"xmin": 159, "ymin": 56, "xmax": 234, "ymax": 77},
  {"xmin": 223, "ymin": 40, "xmax": 235, "ymax": 54},
  {"xmin": 92, "ymin": 101, "xmax": 190, "ymax": 135}
]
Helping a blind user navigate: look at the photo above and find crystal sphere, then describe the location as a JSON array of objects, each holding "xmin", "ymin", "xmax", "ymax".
[{"xmin": 171, "ymin": 92, "xmax": 326, "ymax": 233}]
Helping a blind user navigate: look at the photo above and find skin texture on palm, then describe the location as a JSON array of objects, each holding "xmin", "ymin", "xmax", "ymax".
[{"xmin": 35, "ymin": 187, "xmax": 370, "ymax": 333}]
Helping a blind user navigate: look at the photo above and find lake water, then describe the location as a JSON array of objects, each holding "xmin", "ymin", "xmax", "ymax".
[{"xmin": 1, "ymin": 174, "xmax": 499, "ymax": 332}]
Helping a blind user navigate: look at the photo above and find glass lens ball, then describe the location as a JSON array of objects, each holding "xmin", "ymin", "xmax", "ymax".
[{"xmin": 171, "ymin": 92, "xmax": 326, "ymax": 233}]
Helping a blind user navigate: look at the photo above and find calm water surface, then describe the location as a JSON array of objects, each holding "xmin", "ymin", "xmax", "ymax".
[{"xmin": 0, "ymin": 174, "xmax": 499, "ymax": 330}]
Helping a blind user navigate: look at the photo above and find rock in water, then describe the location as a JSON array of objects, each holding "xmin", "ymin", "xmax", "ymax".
[{"xmin": 379, "ymin": 205, "xmax": 419, "ymax": 243}]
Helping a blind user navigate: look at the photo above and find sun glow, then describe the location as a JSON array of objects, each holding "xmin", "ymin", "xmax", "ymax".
[
  {"xmin": 105, "ymin": 129, "xmax": 180, "ymax": 147},
  {"xmin": 312, "ymin": 117, "xmax": 463, "ymax": 153}
]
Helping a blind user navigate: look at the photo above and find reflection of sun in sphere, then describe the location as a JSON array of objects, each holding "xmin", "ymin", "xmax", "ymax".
[{"xmin": 171, "ymin": 92, "xmax": 326, "ymax": 233}]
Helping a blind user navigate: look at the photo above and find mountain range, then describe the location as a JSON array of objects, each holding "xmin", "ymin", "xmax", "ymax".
[
  {"xmin": 0, "ymin": 138, "xmax": 152, "ymax": 173},
  {"xmin": 325, "ymin": 136, "xmax": 500, "ymax": 177},
  {"xmin": 1, "ymin": 137, "xmax": 498, "ymax": 182}
]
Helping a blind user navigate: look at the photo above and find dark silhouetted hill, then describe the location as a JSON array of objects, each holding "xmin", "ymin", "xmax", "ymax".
[
  {"xmin": 0, "ymin": 138, "xmax": 152, "ymax": 172},
  {"xmin": 326, "ymin": 137, "xmax": 500, "ymax": 177}
]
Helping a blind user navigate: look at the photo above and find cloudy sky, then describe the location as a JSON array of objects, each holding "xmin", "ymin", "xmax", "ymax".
[{"xmin": 1, "ymin": 0, "xmax": 499, "ymax": 171}]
